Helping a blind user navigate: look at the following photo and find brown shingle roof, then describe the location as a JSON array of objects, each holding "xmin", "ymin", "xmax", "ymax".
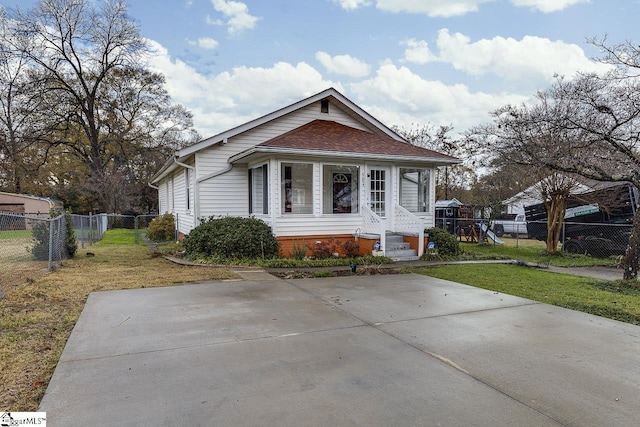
[{"xmin": 257, "ymin": 120, "xmax": 457, "ymax": 161}]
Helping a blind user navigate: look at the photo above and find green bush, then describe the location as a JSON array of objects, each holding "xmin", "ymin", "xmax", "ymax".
[
  {"xmin": 424, "ymin": 227, "xmax": 461, "ymax": 257},
  {"xmin": 30, "ymin": 220, "xmax": 50, "ymax": 260},
  {"xmin": 64, "ymin": 212, "xmax": 77, "ymax": 257},
  {"xmin": 147, "ymin": 213, "xmax": 175, "ymax": 242},
  {"xmin": 185, "ymin": 216, "xmax": 280, "ymax": 259},
  {"xmin": 30, "ymin": 212, "xmax": 77, "ymax": 260}
]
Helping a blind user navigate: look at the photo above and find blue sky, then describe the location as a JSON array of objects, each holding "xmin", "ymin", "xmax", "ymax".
[{"xmin": 2, "ymin": 0, "xmax": 639, "ymax": 138}]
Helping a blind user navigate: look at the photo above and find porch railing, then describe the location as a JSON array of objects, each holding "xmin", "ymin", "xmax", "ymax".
[
  {"xmin": 393, "ymin": 204, "xmax": 425, "ymax": 256},
  {"xmin": 362, "ymin": 205, "xmax": 386, "ymax": 255}
]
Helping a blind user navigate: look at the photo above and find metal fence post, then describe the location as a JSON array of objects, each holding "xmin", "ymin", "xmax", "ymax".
[
  {"xmin": 48, "ymin": 219, "xmax": 54, "ymax": 271},
  {"xmin": 135, "ymin": 216, "xmax": 139, "ymax": 244}
]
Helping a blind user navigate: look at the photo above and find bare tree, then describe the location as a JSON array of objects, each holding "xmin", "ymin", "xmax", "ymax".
[
  {"xmin": 468, "ymin": 37, "xmax": 640, "ymax": 278},
  {"xmin": 2, "ymin": 0, "xmax": 197, "ymax": 212},
  {"xmin": 394, "ymin": 123, "xmax": 476, "ymax": 200},
  {"xmin": 466, "ymin": 100, "xmax": 583, "ymax": 251},
  {"xmin": 0, "ymin": 9, "xmax": 55, "ymax": 193}
]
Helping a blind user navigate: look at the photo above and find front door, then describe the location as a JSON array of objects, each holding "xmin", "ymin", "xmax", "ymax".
[{"xmin": 369, "ymin": 167, "xmax": 390, "ymax": 218}]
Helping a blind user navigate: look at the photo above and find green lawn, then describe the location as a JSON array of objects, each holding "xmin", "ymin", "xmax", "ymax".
[
  {"xmin": 461, "ymin": 237, "xmax": 620, "ymax": 267},
  {"xmin": 0, "ymin": 229, "xmax": 32, "ymax": 240},
  {"xmin": 413, "ymin": 263, "xmax": 640, "ymax": 325}
]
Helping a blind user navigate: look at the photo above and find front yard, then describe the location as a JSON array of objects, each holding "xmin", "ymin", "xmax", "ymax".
[{"xmin": 2, "ymin": 230, "xmax": 639, "ymax": 412}]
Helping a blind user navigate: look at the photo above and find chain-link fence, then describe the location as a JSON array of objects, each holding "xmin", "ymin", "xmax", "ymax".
[
  {"xmin": 1, "ymin": 212, "xmax": 165, "ymax": 298},
  {"xmin": 527, "ymin": 220, "xmax": 632, "ymax": 257},
  {"xmin": 0, "ymin": 213, "xmax": 70, "ymax": 296},
  {"xmin": 70, "ymin": 213, "xmax": 162, "ymax": 247},
  {"xmin": 435, "ymin": 216, "xmax": 633, "ymax": 256}
]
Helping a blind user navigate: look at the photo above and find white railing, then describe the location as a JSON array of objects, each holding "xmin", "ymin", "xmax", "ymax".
[
  {"xmin": 362, "ymin": 205, "xmax": 386, "ymax": 255},
  {"xmin": 393, "ymin": 204, "xmax": 425, "ymax": 256}
]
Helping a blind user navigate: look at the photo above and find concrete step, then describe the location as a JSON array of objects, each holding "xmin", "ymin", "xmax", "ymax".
[
  {"xmin": 387, "ymin": 242, "xmax": 411, "ymax": 250},
  {"xmin": 383, "ymin": 248, "xmax": 418, "ymax": 258},
  {"xmin": 385, "ymin": 234, "xmax": 405, "ymax": 244}
]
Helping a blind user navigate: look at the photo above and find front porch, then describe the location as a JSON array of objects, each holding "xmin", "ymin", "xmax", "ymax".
[{"xmin": 273, "ymin": 203, "xmax": 426, "ymax": 261}]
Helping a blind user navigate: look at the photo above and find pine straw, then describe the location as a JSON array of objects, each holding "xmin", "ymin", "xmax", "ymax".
[{"xmin": 0, "ymin": 239, "xmax": 238, "ymax": 411}]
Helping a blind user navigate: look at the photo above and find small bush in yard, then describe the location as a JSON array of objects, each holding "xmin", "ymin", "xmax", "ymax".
[
  {"xmin": 423, "ymin": 227, "xmax": 461, "ymax": 257},
  {"xmin": 185, "ymin": 216, "xmax": 280, "ymax": 259},
  {"xmin": 147, "ymin": 213, "xmax": 175, "ymax": 242},
  {"xmin": 64, "ymin": 212, "xmax": 77, "ymax": 257}
]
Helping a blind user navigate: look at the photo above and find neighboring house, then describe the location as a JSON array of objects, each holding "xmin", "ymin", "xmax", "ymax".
[
  {"xmin": 150, "ymin": 88, "xmax": 459, "ymax": 258},
  {"xmin": 0, "ymin": 192, "xmax": 62, "ymax": 217},
  {"xmin": 502, "ymin": 176, "xmax": 621, "ymax": 216}
]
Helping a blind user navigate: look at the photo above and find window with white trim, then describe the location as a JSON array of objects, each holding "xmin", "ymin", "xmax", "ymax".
[
  {"xmin": 399, "ymin": 168, "xmax": 430, "ymax": 212},
  {"xmin": 281, "ymin": 163, "xmax": 313, "ymax": 214},
  {"xmin": 322, "ymin": 165, "xmax": 359, "ymax": 214},
  {"xmin": 249, "ymin": 164, "xmax": 268, "ymax": 215}
]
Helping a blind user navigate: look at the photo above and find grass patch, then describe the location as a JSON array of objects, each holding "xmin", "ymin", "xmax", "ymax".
[
  {"xmin": 0, "ymin": 229, "xmax": 32, "ymax": 240},
  {"xmin": 0, "ymin": 229, "xmax": 238, "ymax": 411},
  {"xmin": 413, "ymin": 263, "xmax": 640, "ymax": 325},
  {"xmin": 461, "ymin": 237, "xmax": 620, "ymax": 267}
]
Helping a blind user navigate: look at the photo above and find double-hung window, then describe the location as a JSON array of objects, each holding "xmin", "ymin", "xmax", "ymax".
[{"xmin": 249, "ymin": 164, "xmax": 268, "ymax": 215}]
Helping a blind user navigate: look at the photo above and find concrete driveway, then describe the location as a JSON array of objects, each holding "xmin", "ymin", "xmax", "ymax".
[{"xmin": 40, "ymin": 274, "xmax": 640, "ymax": 426}]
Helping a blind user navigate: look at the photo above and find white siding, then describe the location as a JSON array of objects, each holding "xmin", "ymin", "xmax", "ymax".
[
  {"xmin": 198, "ymin": 166, "xmax": 248, "ymax": 218},
  {"xmin": 273, "ymin": 215, "xmax": 364, "ymax": 236},
  {"xmin": 195, "ymin": 101, "xmax": 370, "ymax": 219},
  {"xmin": 158, "ymin": 180, "xmax": 168, "ymax": 214},
  {"xmin": 164, "ymin": 97, "xmax": 440, "ymax": 236}
]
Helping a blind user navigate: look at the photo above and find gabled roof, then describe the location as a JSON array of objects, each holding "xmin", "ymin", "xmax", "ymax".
[
  {"xmin": 229, "ymin": 120, "xmax": 459, "ymax": 164},
  {"xmin": 150, "ymin": 87, "xmax": 460, "ymax": 184},
  {"xmin": 179, "ymin": 87, "xmax": 403, "ymax": 158}
]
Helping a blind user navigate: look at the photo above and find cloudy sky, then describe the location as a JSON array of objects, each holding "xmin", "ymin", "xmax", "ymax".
[{"xmin": 3, "ymin": 0, "xmax": 638, "ymax": 138}]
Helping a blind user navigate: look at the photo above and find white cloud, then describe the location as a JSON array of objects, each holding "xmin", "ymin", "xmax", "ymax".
[
  {"xmin": 315, "ymin": 52, "xmax": 371, "ymax": 78},
  {"xmin": 350, "ymin": 61, "xmax": 529, "ymax": 132},
  {"xmin": 209, "ymin": 0, "xmax": 259, "ymax": 34},
  {"xmin": 510, "ymin": 0, "xmax": 590, "ymax": 13},
  {"xmin": 145, "ymin": 40, "xmax": 341, "ymax": 136},
  {"xmin": 401, "ymin": 39, "xmax": 436, "ymax": 64},
  {"xmin": 424, "ymin": 29, "xmax": 611, "ymax": 91},
  {"xmin": 376, "ymin": 0, "xmax": 495, "ymax": 17},
  {"xmin": 332, "ymin": 0, "xmax": 372, "ymax": 10},
  {"xmin": 339, "ymin": 0, "xmax": 587, "ymax": 16},
  {"xmin": 196, "ymin": 37, "xmax": 219, "ymax": 50}
]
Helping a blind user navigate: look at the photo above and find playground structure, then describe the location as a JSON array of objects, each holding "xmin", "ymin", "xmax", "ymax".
[{"xmin": 435, "ymin": 201, "xmax": 501, "ymax": 245}]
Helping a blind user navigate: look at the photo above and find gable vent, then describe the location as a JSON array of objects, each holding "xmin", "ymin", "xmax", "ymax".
[{"xmin": 321, "ymin": 99, "xmax": 329, "ymax": 113}]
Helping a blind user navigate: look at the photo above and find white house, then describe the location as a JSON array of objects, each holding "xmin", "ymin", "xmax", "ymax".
[{"xmin": 150, "ymin": 88, "xmax": 459, "ymax": 258}]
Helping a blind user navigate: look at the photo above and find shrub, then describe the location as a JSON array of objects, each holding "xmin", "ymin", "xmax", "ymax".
[
  {"xmin": 30, "ymin": 212, "xmax": 77, "ymax": 260},
  {"xmin": 291, "ymin": 239, "xmax": 307, "ymax": 260},
  {"xmin": 307, "ymin": 237, "xmax": 340, "ymax": 259},
  {"xmin": 185, "ymin": 216, "xmax": 280, "ymax": 259},
  {"xmin": 64, "ymin": 212, "xmax": 77, "ymax": 258},
  {"xmin": 423, "ymin": 227, "xmax": 461, "ymax": 257},
  {"xmin": 147, "ymin": 213, "xmax": 175, "ymax": 242},
  {"xmin": 30, "ymin": 220, "xmax": 50, "ymax": 260},
  {"xmin": 342, "ymin": 239, "xmax": 361, "ymax": 258}
]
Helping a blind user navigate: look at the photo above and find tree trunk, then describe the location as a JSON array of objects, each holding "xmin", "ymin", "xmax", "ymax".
[
  {"xmin": 622, "ymin": 215, "xmax": 640, "ymax": 280},
  {"xmin": 545, "ymin": 194, "xmax": 566, "ymax": 252}
]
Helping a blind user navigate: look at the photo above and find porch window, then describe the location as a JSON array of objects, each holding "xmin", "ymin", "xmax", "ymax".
[
  {"xmin": 323, "ymin": 165, "xmax": 359, "ymax": 214},
  {"xmin": 249, "ymin": 164, "xmax": 268, "ymax": 215},
  {"xmin": 282, "ymin": 163, "xmax": 313, "ymax": 214},
  {"xmin": 400, "ymin": 168, "xmax": 430, "ymax": 212}
]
